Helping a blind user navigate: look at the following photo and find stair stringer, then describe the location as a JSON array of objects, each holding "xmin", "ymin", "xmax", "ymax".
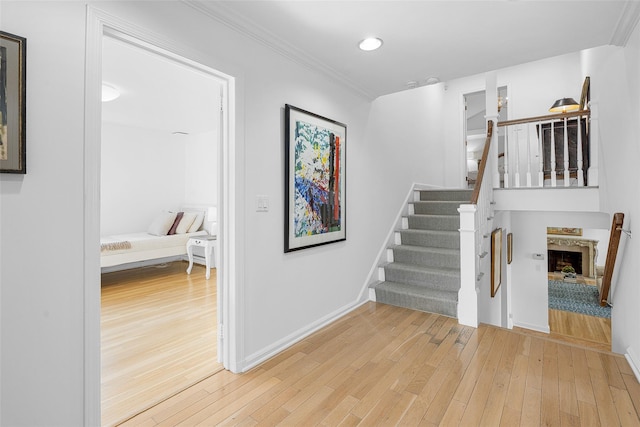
[{"xmin": 358, "ymin": 183, "xmax": 447, "ymax": 302}]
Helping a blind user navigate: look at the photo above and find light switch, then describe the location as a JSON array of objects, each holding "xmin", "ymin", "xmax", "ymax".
[{"xmin": 256, "ymin": 195, "xmax": 269, "ymax": 212}]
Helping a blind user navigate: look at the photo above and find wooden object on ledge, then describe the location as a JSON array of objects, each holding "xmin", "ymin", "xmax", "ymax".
[{"xmin": 599, "ymin": 213, "xmax": 624, "ymax": 307}]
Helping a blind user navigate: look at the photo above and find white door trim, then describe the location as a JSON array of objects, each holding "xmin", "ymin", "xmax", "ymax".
[{"xmin": 84, "ymin": 6, "xmax": 238, "ymax": 425}]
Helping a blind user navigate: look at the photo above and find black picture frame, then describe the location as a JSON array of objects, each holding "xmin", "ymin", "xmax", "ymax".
[
  {"xmin": 284, "ymin": 104, "xmax": 346, "ymax": 252},
  {"xmin": 0, "ymin": 31, "xmax": 26, "ymax": 174}
]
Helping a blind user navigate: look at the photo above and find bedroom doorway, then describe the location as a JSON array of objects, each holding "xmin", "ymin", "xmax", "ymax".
[{"xmin": 84, "ymin": 12, "xmax": 236, "ymax": 426}]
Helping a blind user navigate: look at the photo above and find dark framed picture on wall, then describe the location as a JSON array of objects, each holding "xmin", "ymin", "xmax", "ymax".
[
  {"xmin": 284, "ymin": 104, "xmax": 346, "ymax": 252},
  {"xmin": 491, "ymin": 228, "xmax": 503, "ymax": 297},
  {"xmin": 0, "ymin": 31, "xmax": 26, "ymax": 174}
]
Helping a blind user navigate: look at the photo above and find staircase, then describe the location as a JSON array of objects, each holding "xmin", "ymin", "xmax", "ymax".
[{"xmin": 370, "ymin": 189, "xmax": 472, "ymax": 318}]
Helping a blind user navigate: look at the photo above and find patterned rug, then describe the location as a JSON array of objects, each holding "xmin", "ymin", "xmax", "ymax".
[{"xmin": 548, "ymin": 280, "xmax": 611, "ymax": 319}]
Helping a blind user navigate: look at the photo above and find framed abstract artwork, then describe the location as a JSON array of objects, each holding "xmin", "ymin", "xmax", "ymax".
[
  {"xmin": 491, "ymin": 228, "xmax": 502, "ymax": 297},
  {"xmin": 0, "ymin": 31, "xmax": 26, "ymax": 174},
  {"xmin": 284, "ymin": 104, "xmax": 346, "ymax": 252}
]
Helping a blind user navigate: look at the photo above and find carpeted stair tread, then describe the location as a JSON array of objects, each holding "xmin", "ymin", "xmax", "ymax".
[
  {"xmin": 392, "ymin": 245, "xmax": 460, "ymax": 269},
  {"xmin": 372, "ymin": 281, "xmax": 458, "ymax": 317},
  {"xmin": 418, "ymin": 189, "xmax": 473, "ymax": 201},
  {"xmin": 412, "ymin": 201, "xmax": 464, "ymax": 215},
  {"xmin": 383, "ymin": 262, "xmax": 460, "ymax": 291},
  {"xmin": 398, "ymin": 229, "xmax": 460, "ymax": 249},
  {"xmin": 407, "ymin": 214, "xmax": 459, "ymax": 231}
]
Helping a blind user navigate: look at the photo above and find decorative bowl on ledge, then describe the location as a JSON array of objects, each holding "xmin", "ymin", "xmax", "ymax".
[{"xmin": 562, "ymin": 265, "xmax": 577, "ymax": 282}]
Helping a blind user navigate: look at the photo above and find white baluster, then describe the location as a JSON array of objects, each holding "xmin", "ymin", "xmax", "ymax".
[
  {"xmin": 550, "ymin": 121, "xmax": 557, "ymax": 187},
  {"xmin": 538, "ymin": 121, "xmax": 544, "ymax": 187},
  {"xmin": 503, "ymin": 126, "xmax": 509, "ymax": 188},
  {"xmin": 526, "ymin": 123, "xmax": 532, "ymax": 187},
  {"xmin": 514, "ymin": 127, "xmax": 520, "ymax": 188},
  {"xmin": 563, "ymin": 117, "xmax": 570, "ymax": 186},
  {"xmin": 577, "ymin": 115, "xmax": 584, "ymax": 186}
]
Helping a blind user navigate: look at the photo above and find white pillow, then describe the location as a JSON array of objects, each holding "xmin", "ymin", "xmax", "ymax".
[
  {"xmin": 187, "ymin": 212, "xmax": 205, "ymax": 233},
  {"xmin": 176, "ymin": 212, "xmax": 197, "ymax": 234},
  {"xmin": 148, "ymin": 211, "xmax": 178, "ymax": 236}
]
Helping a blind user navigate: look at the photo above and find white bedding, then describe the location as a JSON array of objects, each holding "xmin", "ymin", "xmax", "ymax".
[{"xmin": 100, "ymin": 230, "xmax": 208, "ymax": 268}]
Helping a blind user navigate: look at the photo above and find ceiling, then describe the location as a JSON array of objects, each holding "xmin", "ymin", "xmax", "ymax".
[
  {"xmin": 101, "ymin": 1, "xmax": 640, "ymax": 133},
  {"xmin": 188, "ymin": 0, "xmax": 640, "ymax": 99},
  {"xmin": 102, "ymin": 36, "xmax": 220, "ymax": 135}
]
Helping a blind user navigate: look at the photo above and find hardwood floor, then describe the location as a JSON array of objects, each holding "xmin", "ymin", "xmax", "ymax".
[
  {"xmin": 121, "ymin": 302, "xmax": 640, "ymax": 426},
  {"xmin": 101, "ymin": 261, "xmax": 221, "ymax": 426},
  {"xmin": 547, "ymin": 272, "xmax": 612, "ymax": 352}
]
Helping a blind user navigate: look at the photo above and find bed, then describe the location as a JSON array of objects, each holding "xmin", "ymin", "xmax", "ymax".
[{"xmin": 100, "ymin": 208, "xmax": 216, "ymax": 270}]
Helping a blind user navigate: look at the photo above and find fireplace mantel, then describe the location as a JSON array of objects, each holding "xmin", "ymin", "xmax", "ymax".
[{"xmin": 547, "ymin": 236, "xmax": 598, "ymax": 278}]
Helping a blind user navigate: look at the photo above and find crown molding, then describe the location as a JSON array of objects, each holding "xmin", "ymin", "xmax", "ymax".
[
  {"xmin": 182, "ymin": 0, "xmax": 375, "ymax": 100},
  {"xmin": 610, "ymin": 0, "xmax": 640, "ymax": 46}
]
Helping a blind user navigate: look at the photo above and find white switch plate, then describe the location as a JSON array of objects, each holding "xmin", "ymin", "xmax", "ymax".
[{"xmin": 256, "ymin": 195, "xmax": 269, "ymax": 212}]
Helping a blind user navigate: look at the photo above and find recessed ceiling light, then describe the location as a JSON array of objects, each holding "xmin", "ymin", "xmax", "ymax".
[
  {"xmin": 425, "ymin": 77, "xmax": 440, "ymax": 85},
  {"xmin": 358, "ymin": 37, "xmax": 383, "ymax": 51},
  {"xmin": 101, "ymin": 83, "xmax": 120, "ymax": 102}
]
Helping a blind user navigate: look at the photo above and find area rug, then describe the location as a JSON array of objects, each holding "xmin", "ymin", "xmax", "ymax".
[{"xmin": 548, "ymin": 280, "xmax": 611, "ymax": 319}]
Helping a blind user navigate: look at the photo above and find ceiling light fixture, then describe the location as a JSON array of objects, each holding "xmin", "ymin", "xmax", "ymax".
[
  {"xmin": 101, "ymin": 83, "xmax": 120, "ymax": 102},
  {"xmin": 424, "ymin": 77, "xmax": 440, "ymax": 86},
  {"xmin": 358, "ymin": 37, "xmax": 383, "ymax": 51}
]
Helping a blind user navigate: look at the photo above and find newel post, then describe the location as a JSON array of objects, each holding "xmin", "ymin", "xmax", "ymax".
[
  {"xmin": 587, "ymin": 102, "xmax": 599, "ymax": 187},
  {"xmin": 458, "ymin": 204, "xmax": 479, "ymax": 327}
]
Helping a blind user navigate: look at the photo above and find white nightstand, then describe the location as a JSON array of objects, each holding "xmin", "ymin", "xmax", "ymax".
[{"xmin": 186, "ymin": 235, "xmax": 217, "ymax": 279}]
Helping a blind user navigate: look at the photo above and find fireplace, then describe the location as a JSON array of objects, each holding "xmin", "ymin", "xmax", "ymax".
[
  {"xmin": 547, "ymin": 236, "xmax": 598, "ymax": 278},
  {"xmin": 548, "ymin": 250, "xmax": 583, "ymax": 274}
]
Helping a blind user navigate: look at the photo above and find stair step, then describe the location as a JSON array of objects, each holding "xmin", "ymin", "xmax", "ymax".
[
  {"xmin": 407, "ymin": 214, "xmax": 459, "ymax": 231},
  {"xmin": 412, "ymin": 200, "xmax": 463, "ymax": 215},
  {"xmin": 419, "ymin": 189, "xmax": 473, "ymax": 201},
  {"xmin": 371, "ymin": 281, "xmax": 458, "ymax": 317},
  {"xmin": 383, "ymin": 262, "xmax": 460, "ymax": 292},
  {"xmin": 398, "ymin": 229, "xmax": 460, "ymax": 249},
  {"xmin": 392, "ymin": 245, "xmax": 460, "ymax": 269}
]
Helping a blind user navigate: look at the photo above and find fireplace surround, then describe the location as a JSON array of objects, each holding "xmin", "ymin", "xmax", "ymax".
[{"xmin": 547, "ymin": 236, "xmax": 598, "ymax": 278}]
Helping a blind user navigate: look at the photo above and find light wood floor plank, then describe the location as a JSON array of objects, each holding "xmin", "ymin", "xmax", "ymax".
[
  {"xmin": 101, "ymin": 261, "xmax": 220, "ymax": 426},
  {"xmin": 121, "ymin": 302, "xmax": 639, "ymax": 427}
]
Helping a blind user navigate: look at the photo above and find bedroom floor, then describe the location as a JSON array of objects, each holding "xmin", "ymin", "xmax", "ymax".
[{"xmin": 101, "ymin": 261, "xmax": 221, "ymax": 426}]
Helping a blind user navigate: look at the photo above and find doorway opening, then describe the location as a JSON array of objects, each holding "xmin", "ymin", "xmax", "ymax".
[
  {"xmin": 84, "ymin": 9, "xmax": 236, "ymax": 425},
  {"xmin": 99, "ymin": 34, "xmax": 226, "ymax": 425},
  {"xmin": 546, "ymin": 226, "xmax": 611, "ymax": 350},
  {"xmin": 463, "ymin": 87, "xmax": 508, "ymax": 188}
]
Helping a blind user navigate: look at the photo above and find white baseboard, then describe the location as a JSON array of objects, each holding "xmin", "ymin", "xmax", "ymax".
[
  {"xmin": 241, "ymin": 298, "xmax": 369, "ymax": 372},
  {"xmin": 513, "ymin": 321, "xmax": 550, "ymax": 334},
  {"xmin": 625, "ymin": 346, "xmax": 640, "ymax": 383}
]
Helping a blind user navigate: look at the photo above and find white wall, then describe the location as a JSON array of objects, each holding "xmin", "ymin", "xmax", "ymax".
[
  {"xmin": 101, "ymin": 123, "xmax": 188, "ymax": 235},
  {"xmin": 184, "ymin": 130, "xmax": 217, "ymax": 207},
  {"xmin": 509, "ymin": 211, "xmax": 610, "ymax": 332},
  {"xmin": 1, "ymin": 3, "xmax": 87, "ymax": 425},
  {"xmin": 0, "ymin": 2, "xmax": 377, "ymax": 424},
  {"xmin": 582, "ymin": 36, "xmax": 640, "ymax": 363}
]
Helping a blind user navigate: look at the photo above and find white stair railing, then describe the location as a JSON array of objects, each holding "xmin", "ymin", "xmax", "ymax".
[{"xmin": 497, "ymin": 110, "xmax": 592, "ymax": 188}]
